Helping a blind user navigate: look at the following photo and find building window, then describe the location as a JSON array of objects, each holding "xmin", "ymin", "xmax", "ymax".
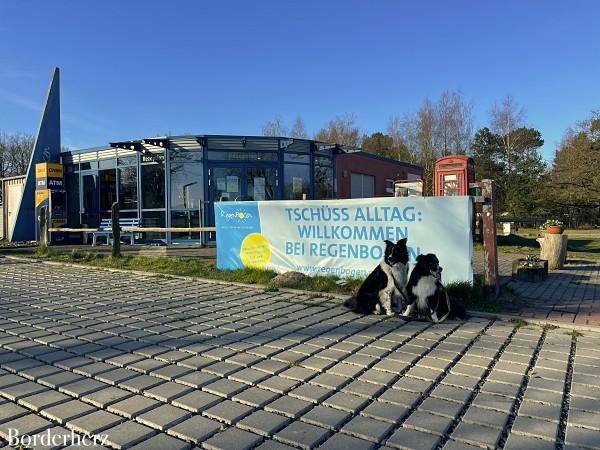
[
  {"xmin": 385, "ymin": 179, "xmax": 395, "ymax": 194},
  {"xmin": 141, "ymin": 210, "xmax": 165, "ymax": 241},
  {"xmin": 118, "ymin": 166, "xmax": 138, "ymax": 210},
  {"xmin": 141, "ymin": 164, "xmax": 165, "ymax": 209},
  {"xmin": 284, "ymin": 164, "xmax": 310, "ymax": 200},
  {"xmin": 170, "ymin": 163, "xmax": 203, "ymax": 209},
  {"xmin": 171, "ymin": 210, "xmax": 200, "ymax": 240},
  {"xmin": 99, "ymin": 169, "xmax": 117, "ymax": 212},
  {"xmin": 314, "ymin": 154, "xmax": 334, "ymax": 200},
  {"xmin": 351, "ymin": 173, "xmax": 375, "ymax": 198},
  {"xmin": 66, "ymin": 169, "xmax": 80, "ymax": 226}
]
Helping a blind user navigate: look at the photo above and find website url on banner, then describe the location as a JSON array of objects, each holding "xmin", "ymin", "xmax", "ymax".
[{"xmin": 295, "ymin": 264, "xmax": 369, "ymax": 278}]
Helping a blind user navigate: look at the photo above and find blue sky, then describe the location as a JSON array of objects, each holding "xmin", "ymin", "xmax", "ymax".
[{"xmin": 0, "ymin": 1, "xmax": 598, "ymax": 160}]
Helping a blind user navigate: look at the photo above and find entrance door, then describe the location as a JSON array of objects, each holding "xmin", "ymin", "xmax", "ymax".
[
  {"xmin": 206, "ymin": 165, "xmax": 278, "ymax": 238},
  {"xmin": 81, "ymin": 172, "xmax": 99, "ymax": 227}
]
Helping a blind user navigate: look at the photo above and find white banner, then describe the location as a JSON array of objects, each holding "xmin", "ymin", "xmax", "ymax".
[{"xmin": 215, "ymin": 196, "xmax": 473, "ymax": 283}]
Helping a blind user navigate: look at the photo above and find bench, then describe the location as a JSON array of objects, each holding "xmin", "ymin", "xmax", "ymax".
[{"xmin": 91, "ymin": 218, "xmax": 140, "ymax": 246}]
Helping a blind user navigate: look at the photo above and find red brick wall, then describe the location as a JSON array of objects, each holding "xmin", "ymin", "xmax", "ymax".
[{"xmin": 335, "ymin": 153, "xmax": 423, "ymax": 198}]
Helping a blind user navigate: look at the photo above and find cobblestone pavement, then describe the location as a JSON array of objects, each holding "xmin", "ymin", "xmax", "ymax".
[{"xmin": 1, "ymin": 259, "xmax": 600, "ymax": 450}]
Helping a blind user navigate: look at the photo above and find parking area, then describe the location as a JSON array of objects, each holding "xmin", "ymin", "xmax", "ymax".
[{"xmin": 0, "ymin": 258, "xmax": 599, "ymax": 449}]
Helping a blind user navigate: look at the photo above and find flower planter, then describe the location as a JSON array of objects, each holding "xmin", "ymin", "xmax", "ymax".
[
  {"xmin": 512, "ymin": 258, "xmax": 549, "ymax": 282},
  {"xmin": 545, "ymin": 226, "xmax": 564, "ymax": 235}
]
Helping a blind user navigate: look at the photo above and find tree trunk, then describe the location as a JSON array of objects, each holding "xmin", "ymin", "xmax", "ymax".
[{"xmin": 536, "ymin": 234, "xmax": 568, "ymax": 270}]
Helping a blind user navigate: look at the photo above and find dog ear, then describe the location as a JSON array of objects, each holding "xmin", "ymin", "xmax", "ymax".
[
  {"xmin": 397, "ymin": 238, "xmax": 407, "ymax": 246},
  {"xmin": 416, "ymin": 254, "xmax": 426, "ymax": 263},
  {"xmin": 384, "ymin": 240, "xmax": 394, "ymax": 248}
]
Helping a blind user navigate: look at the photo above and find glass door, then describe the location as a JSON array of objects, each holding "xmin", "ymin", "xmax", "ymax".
[
  {"xmin": 81, "ymin": 172, "xmax": 99, "ymax": 227},
  {"xmin": 246, "ymin": 167, "xmax": 276, "ymax": 201}
]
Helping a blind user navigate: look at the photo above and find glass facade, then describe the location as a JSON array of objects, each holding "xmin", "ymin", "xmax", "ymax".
[{"xmin": 62, "ymin": 136, "xmax": 337, "ymax": 244}]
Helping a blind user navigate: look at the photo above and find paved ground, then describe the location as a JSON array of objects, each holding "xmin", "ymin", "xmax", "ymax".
[{"xmin": 1, "ymin": 259, "xmax": 599, "ymax": 449}]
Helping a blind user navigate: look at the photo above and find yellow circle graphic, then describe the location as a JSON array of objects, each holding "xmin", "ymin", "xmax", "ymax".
[{"xmin": 240, "ymin": 233, "xmax": 271, "ymax": 269}]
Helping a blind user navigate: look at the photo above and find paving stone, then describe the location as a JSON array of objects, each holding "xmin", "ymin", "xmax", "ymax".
[
  {"xmin": 145, "ymin": 381, "xmax": 192, "ymax": 402},
  {"xmin": 565, "ymin": 425, "xmax": 600, "ymax": 449},
  {"xmin": 102, "ymin": 421, "xmax": 156, "ymax": 449},
  {"xmin": 319, "ymin": 433, "xmax": 376, "ymax": 450},
  {"xmin": 470, "ymin": 393, "xmax": 514, "ymax": 413},
  {"xmin": 118, "ymin": 374, "xmax": 164, "ymax": 393},
  {"xmin": 129, "ymin": 432, "xmax": 190, "ymax": 450},
  {"xmin": 168, "ymin": 415, "xmax": 222, "ymax": 443},
  {"xmin": 175, "ymin": 371, "xmax": 219, "ymax": 388},
  {"xmin": 275, "ymin": 421, "xmax": 330, "ymax": 449},
  {"xmin": 568, "ymin": 408, "xmax": 600, "ymax": 430},
  {"xmin": 504, "ymin": 433, "xmax": 557, "ymax": 450},
  {"xmin": 385, "ymin": 426, "xmax": 440, "ymax": 450},
  {"xmin": 82, "ymin": 386, "xmax": 133, "ymax": 408},
  {"xmin": 341, "ymin": 415, "xmax": 394, "ymax": 442},
  {"xmin": 442, "ymin": 438, "xmax": 486, "ymax": 450},
  {"xmin": 0, "ymin": 402, "xmax": 28, "ymax": 423},
  {"xmin": 41, "ymin": 399, "xmax": 97, "ymax": 424},
  {"xmin": 393, "ymin": 376, "xmax": 431, "ymax": 393},
  {"xmin": 107, "ymin": 395, "xmax": 162, "ymax": 419},
  {"xmin": 0, "ymin": 373, "xmax": 28, "ymax": 390},
  {"xmin": 378, "ymin": 388, "xmax": 422, "ymax": 407},
  {"xmin": 137, "ymin": 404, "xmax": 191, "ymax": 431},
  {"xmin": 237, "ymin": 410, "xmax": 291, "ymax": 437},
  {"xmin": 38, "ymin": 371, "xmax": 85, "ymax": 389},
  {"xmin": 19, "ymin": 364, "xmax": 62, "ymax": 381},
  {"xmin": 342, "ymin": 380, "xmax": 386, "ymax": 398},
  {"xmin": 203, "ymin": 399, "xmax": 254, "ymax": 424},
  {"xmin": 519, "ymin": 400, "xmax": 562, "ymax": 423},
  {"xmin": 203, "ymin": 427, "xmax": 262, "ymax": 450},
  {"xmin": 300, "ymin": 405, "xmax": 352, "ymax": 430},
  {"xmin": 511, "ymin": 415, "xmax": 558, "ymax": 440},
  {"xmin": 265, "ymin": 396, "xmax": 313, "ymax": 419},
  {"xmin": 255, "ymin": 440, "xmax": 299, "ymax": 450},
  {"xmin": 0, "ymin": 413, "xmax": 53, "ymax": 440},
  {"xmin": 258, "ymin": 376, "xmax": 299, "ymax": 394},
  {"xmin": 233, "ymin": 386, "xmax": 279, "ymax": 408},
  {"xmin": 67, "ymin": 410, "xmax": 123, "ymax": 435},
  {"xmin": 403, "ymin": 410, "xmax": 453, "ymax": 435},
  {"xmin": 172, "ymin": 390, "xmax": 222, "ymax": 413},
  {"xmin": 309, "ymin": 373, "xmax": 349, "ymax": 390},
  {"xmin": 95, "ymin": 368, "xmax": 139, "ymax": 385},
  {"xmin": 462, "ymin": 405, "xmax": 509, "ymax": 429},
  {"xmin": 18, "ymin": 389, "xmax": 71, "ymax": 412},
  {"xmin": 323, "ymin": 392, "xmax": 370, "ymax": 412},
  {"xmin": 431, "ymin": 385, "xmax": 472, "ymax": 403},
  {"xmin": 288, "ymin": 384, "xmax": 333, "ymax": 403},
  {"xmin": 361, "ymin": 396, "xmax": 410, "ymax": 421},
  {"xmin": 203, "ymin": 378, "xmax": 247, "ymax": 398},
  {"xmin": 451, "ymin": 422, "xmax": 503, "ymax": 448},
  {"xmin": 1, "ymin": 380, "xmax": 48, "ymax": 400},
  {"xmin": 59, "ymin": 378, "xmax": 107, "ymax": 398}
]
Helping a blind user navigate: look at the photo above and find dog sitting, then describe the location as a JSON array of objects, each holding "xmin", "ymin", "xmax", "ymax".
[
  {"xmin": 344, "ymin": 239, "xmax": 409, "ymax": 316},
  {"xmin": 401, "ymin": 253, "xmax": 466, "ymax": 322}
]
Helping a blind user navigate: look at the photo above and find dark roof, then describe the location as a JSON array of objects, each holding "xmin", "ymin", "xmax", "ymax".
[{"xmin": 338, "ymin": 150, "xmax": 422, "ymax": 171}]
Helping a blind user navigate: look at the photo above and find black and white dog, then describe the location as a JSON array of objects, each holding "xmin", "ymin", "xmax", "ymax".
[
  {"xmin": 344, "ymin": 239, "xmax": 409, "ymax": 316},
  {"xmin": 402, "ymin": 253, "xmax": 466, "ymax": 322}
]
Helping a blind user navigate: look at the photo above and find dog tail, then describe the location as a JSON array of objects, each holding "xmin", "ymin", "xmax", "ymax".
[
  {"xmin": 343, "ymin": 296, "xmax": 358, "ymax": 311},
  {"xmin": 449, "ymin": 296, "xmax": 467, "ymax": 320}
]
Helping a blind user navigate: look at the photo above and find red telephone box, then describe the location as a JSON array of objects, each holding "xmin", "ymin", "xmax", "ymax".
[{"xmin": 434, "ymin": 155, "xmax": 475, "ymax": 196}]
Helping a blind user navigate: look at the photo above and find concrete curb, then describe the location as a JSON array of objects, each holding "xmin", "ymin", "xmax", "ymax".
[{"xmin": 3, "ymin": 254, "xmax": 599, "ymax": 333}]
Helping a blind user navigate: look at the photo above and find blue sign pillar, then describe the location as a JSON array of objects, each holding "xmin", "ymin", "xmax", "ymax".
[{"xmin": 11, "ymin": 67, "xmax": 61, "ymax": 242}]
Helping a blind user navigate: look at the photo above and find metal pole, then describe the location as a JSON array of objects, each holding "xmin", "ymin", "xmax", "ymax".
[
  {"xmin": 39, "ymin": 206, "xmax": 48, "ymax": 247},
  {"xmin": 111, "ymin": 202, "xmax": 121, "ymax": 257},
  {"xmin": 481, "ymin": 179, "xmax": 499, "ymax": 300}
]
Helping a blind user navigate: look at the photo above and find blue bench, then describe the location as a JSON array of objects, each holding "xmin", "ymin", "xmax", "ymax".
[{"xmin": 91, "ymin": 218, "xmax": 140, "ymax": 246}]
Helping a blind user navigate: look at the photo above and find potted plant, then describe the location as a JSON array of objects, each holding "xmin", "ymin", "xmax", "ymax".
[
  {"xmin": 539, "ymin": 219, "xmax": 564, "ymax": 235},
  {"xmin": 512, "ymin": 254, "xmax": 549, "ymax": 282}
]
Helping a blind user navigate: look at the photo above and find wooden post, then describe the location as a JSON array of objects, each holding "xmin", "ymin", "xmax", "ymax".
[
  {"xmin": 39, "ymin": 206, "xmax": 48, "ymax": 247},
  {"xmin": 481, "ymin": 179, "xmax": 499, "ymax": 300},
  {"xmin": 111, "ymin": 202, "xmax": 121, "ymax": 257}
]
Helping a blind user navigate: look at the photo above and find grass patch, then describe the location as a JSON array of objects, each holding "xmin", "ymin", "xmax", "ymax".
[{"xmin": 446, "ymin": 276, "xmax": 503, "ymax": 313}]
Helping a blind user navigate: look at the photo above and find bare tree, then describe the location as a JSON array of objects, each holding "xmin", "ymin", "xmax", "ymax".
[
  {"xmin": 314, "ymin": 113, "xmax": 361, "ymax": 147},
  {"xmin": 290, "ymin": 115, "xmax": 308, "ymax": 139},
  {"xmin": 386, "ymin": 115, "xmax": 418, "ymax": 163},
  {"xmin": 435, "ymin": 90, "xmax": 473, "ymax": 156},
  {"xmin": 262, "ymin": 114, "xmax": 288, "ymax": 137},
  {"xmin": 6, "ymin": 133, "xmax": 35, "ymax": 175},
  {"xmin": 490, "ymin": 95, "xmax": 526, "ymax": 172}
]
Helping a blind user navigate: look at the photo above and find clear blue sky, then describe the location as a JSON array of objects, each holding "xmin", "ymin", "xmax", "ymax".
[{"xmin": 1, "ymin": 1, "xmax": 598, "ymax": 160}]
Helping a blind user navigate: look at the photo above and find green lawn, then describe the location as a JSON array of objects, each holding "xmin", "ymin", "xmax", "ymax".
[{"xmin": 474, "ymin": 228, "xmax": 600, "ymax": 259}]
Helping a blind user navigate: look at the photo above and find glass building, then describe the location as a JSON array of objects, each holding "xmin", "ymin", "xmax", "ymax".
[{"xmin": 61, "ymin": 135, "xmax": 338, "ymax": 244}]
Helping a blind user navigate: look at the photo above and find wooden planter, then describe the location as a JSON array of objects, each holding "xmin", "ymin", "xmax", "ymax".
[{"xmin": 512, "ymin": 259, "xmax": 549, "ymax": 282}]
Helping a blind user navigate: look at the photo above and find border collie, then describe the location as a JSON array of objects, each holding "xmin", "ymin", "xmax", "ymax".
[
  {"xmin": 402, "ymin": 253, "xmax": 466, "ymax": 322},
  {"xmin": 344, "ymin": 239, "xmax": 409, "ymax": 316}
]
